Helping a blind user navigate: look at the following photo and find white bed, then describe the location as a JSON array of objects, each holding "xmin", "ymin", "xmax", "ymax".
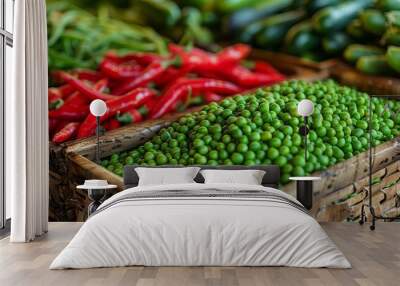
[{"xmin": 50, "ymin": 182, "xmax": 351, "ymax": 269}]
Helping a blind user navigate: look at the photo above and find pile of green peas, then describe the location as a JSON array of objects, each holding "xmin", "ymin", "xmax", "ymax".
[{"xmin": 102, "ymin": 80, "xmax": 400, "ymax": 184}]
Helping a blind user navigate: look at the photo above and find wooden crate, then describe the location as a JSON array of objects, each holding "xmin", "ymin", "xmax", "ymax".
[
  {"xmin": 281, "ymin": 137, "xmax": 400, "ymax": 199},
  {"xmin": 250, "ymin": 49, "xmax": 338, "ymax": 72},
  {"xmin": 331, "ymin": 62, "xmax": 400, "ymax": 96},
  {"xmin": 49, "ymin": 109, "xmax": 199, "ymax": 221},
  {"xmin": 315, "ymin": 159, "xmax": 400, "ymax": 222},
  {"xmin": 57, "ymin": 117, "xmax": 400, "ymax": 221}
]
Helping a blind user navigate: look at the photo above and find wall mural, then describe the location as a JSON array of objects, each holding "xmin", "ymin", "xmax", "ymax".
[{"xmin": 47, "ymin": 0, "xmax": 400, "ymax": 222}]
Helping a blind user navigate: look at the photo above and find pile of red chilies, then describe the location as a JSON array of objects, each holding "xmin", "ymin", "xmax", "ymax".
[{"xmin": 49, "ymin": 44, "xmax": 285, "ymax": 143}]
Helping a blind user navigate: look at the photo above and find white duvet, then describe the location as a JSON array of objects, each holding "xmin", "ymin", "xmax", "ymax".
[{"xmin": 50, "ymin": 183, "xmax": 351, "ymax": 269}]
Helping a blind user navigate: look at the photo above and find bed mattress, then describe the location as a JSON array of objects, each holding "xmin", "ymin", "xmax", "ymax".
[{"xmin": 50, "ymin": 183, "xmax": 351, "ymax": 269}]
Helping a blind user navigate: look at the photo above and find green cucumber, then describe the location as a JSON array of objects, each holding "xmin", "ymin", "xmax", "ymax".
[
  {"xmin": 285, "ymin": 21, "xmax": 320, "ymax": 55},
  {"xmin": 346, "ymin": 19, "xmax": 366, "ymax": 40},
  {"xmin": 377, "ymin": 0, "xmax": 400, "ymax": 11},
  {"xmin": 253, "ymin": 10, "xmax": 306, "ymax": 48},
  {"xmin": 217, "ymin": 0, "xmax": 262, "ymax": 13},
  {"xmin": 305, "ymin": 0, "xmax": 343, "ymax": 14},
  {"xmin": 312, "ymin": 0, "xmax": 374, "ymax": 34},
  {"xmin": 225, "ymin": 0, "xmax": 294, "ymax": 31},
  {"xmin": 239, "ymin": 9, "xmax": 305, "ymax": 43},
  {"xmin": 386, "ymin": 11, "xmax": 400, "ymax": 28},
  {"xmin": 174, "ymin": 0, "xmax": 215, "ymax": 11},
  {"xmin": 291, "ymin": 0, "xmax": 308, "ymax": 8},
  {"xmin": 322, "ymin": 32, "xmax": 351, "ymax": 55},
  {"xmin": 386, "ymin": 46, "xmax": 400, "ymax": 72},
  {"xmin": 356, "ymin": 55, "xmax": 392, "ymax": 75},
  {"xmin": 344, "ymin": 44, "xmax": 385, "ymax": 63},
  {"xmin": 382, "ymin": 26, "xmax": 400, "ymax": 45},
  {"xmin": 360, "ymin": 9, "xmax": 386, "ymax": 35}
]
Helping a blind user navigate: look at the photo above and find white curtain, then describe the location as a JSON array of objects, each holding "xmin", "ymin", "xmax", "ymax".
[{"xmin": 8, "ymin": 0, "xmax": 49, "ymax": 242}]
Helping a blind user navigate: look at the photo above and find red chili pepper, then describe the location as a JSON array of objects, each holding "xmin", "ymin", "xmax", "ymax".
[
  {"xmin": 56, "ymin": 71, "xmax": 117, "ymax": 101},
  {"xmin": 168, "ymin": 44, "xmax": 251, "ymax": 74},
  {"xmin": 254, "ymin": 61, "xmax": 284, "ymax": 77},
  {"xmin": 103, "ymin": 118, "xmax": 121, "ymax": 131},
  {"xmin": 154, "ymin": 66, "xmax": 191, "ymax": 87},
  {"xmin": 112, "ymin": 61, "xmax": 171, "ymax": 95},
  {"xmin": 217, "ymin": 65, "xmax": 285, "ymax": 87},
  {"xmin": 50, "ymin": 77, "xmax": 110, "ymax": 119},
  {"xmin": 168, "ymin": 44, "xmax": 212, "ymax": 72},
  {"xmin": 150, "ymin": 78, "xmax": 241, "ymax": 119},
  {"xmin": 99, "ymin": 59, "xmax": 143, "ymax": 80},
  {"xmin": 49, "ymin": 118, "xmax": 60, "ymax": 135},
  {"xmin": 204, "ymin": 92, "xmax": 223, "ymax": 103},
  {"xmin": 143, "ymin": 98, "xmax": 157, "ymax": 113},
  {"xmin": 58, "ymin": 84, "xmax": 75, "ymax": 98},
  {"xmin": 48, "ymin": 89, "xmax": 64, "ymax": 110},
  {"xmin": 216, "ymin": 44, "xmax": 251, "ymax": 65},
  {"xmin": 54, "ymin": 120, "xmax": 69, "ymax": 133},
  {"xmin": 90, "ymin": 78, "xmax": 109, "ymax": 93},
  {"xmin": 63, "ymin": 92, "xmax": 88, "ymax": 107},
  {"xmin": 116, "ymin": 107, "xmax": 146, "ymax": 124},
  {"xmin": 52, "ymin": 122, "xmax": 80, "ymax": 143},
  {"xmin": 111, "ymin": 52, "xmax": 162, "ymax": 66},
  {"xmin": 168, "ymin": 44, "xmax": 211, "ymax": 59},
  {"xmin": 75, "ymin": 70, "xmax": 103, "ymax": 82},
  {"xmin": 49, "ymin": 104, "xmax": 89, "ymax": 121},
  {"xmin": 77, "ymin": 88, "xmax": 155, "ymax": 138}
]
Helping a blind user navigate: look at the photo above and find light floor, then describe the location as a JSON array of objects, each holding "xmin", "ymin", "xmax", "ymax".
[{"xmin": 0, "ymin": 222, "xmax": 399, "ymax": 286}]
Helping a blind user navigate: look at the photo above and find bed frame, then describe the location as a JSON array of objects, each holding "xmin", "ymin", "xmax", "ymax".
[{"xmin": 123, "ymin": 165, "xmax": 281, "ymax": 189}]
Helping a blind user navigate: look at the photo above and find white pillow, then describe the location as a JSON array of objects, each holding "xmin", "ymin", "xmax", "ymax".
[
  {"xmin": 135, "ymin": 167, "xmax": 200, "ymax": 186},
  {"xmin": 200, "ymin": 169, "xmax": 266, "ymax": 185}
]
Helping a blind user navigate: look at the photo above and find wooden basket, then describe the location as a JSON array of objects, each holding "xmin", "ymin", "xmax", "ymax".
[
  {"xmin": 316, "ymin": 159, "xmax": 400, "ymax": 222},
  {"xmin": 58, "ymin": 118, "xmax": 400, "ymax": 222},
  {"xmin": 331, "ymin": 62, "xmax": 400, "ymax": 96},
  {"xmin": 250, "ymin": 49, "xmax": 338, "ymax": 72}
]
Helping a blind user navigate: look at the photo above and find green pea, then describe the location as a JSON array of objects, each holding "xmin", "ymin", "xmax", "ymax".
[
  {"xmin": 209, "ymin": 150, "xmax": 219, "ymax": 160},
  {"xmin": 227, "ymin": 143, "xmax": 236, "ymax": 153},
  {"xmin": 193, "ymin": 138, "xmax": 205, "ymax": 148},
  {"xmin": 261, "ymin": 131, "xmax": 272, "ymax": 141},
  {"xmin": 292, "ymin": 155, "xmax": 306, "ymax": 167},
  {"xmin": 239, "ymin": 136, "xmax": 249, "ymax": 144},
  {"xmin": 292, "ymin": 166, "xmax": 305, "ymax": 177},
  {"xmin": 237, "ymin": 143, "xmax": 248, "ymax": 153},
  {"xmin": 274, "ymin": 156, "xmax": 287, "ymax": 167},
  {"xmin": 125, "ymin": 156, "xmax": 134, "ymax": 165},
  {"xmin": 279, "ymin": 146, "xmax": 290, "ymax": 156},
  {"xmin": 267, "ymin": 147, "xmax": 279, "ymax": 160},
  {"xmin": 219, "ymin": 150, "xmax": 228, "ymax": 160},
  {"xmin": 195, "ymin": 154, "xmax": 207, "ymax": 165},
  {"xmin": 270, "ymin": 138, "xmax": 282, "ymax": 148},
  {"xmin": 155, "ymin": 153, "xmax": 167, "ymax": 165},
  {"xmin": 160, "ymin": 131, "xmax": 171, "ymax": 141},
  {"xmin": 249, "ymin": 141, "xmax": 262, "ymax": 151},
  {"xmin": 144, "ymin": 152, "xmax": 155, "ymax": 161},
  {"xmin": 231, "ymin": 152, "xmax": 244, "ymax": 164},
  {"xmin": 231, "ymin": 128, "xmax": 243, "ymax": 138}
]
